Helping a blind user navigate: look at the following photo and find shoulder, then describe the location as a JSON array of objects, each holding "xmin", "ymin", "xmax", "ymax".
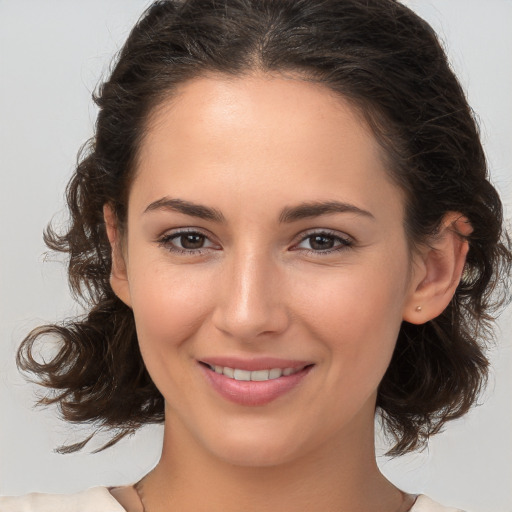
[
  {"xmin": 0, "ymin": 487, "xmax": 125, "ymax": 512},
  {"xmin": 411, "ymin": 494, "xmax": 466, "ymax": 512}
]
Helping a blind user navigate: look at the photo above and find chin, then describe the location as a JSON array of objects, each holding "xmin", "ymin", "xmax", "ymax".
[{"xmin": 199, "ymin": 421, "xmax": 309, "ymax": 468}]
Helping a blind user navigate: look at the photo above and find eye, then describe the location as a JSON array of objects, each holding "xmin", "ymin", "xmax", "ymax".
[
  {"xmin": 176, "ymin": 233, "xmax": 207, "ymax": 250},
  {"xmin": 158, "ymin": 229, "xmax": 218, "ymax": 254},
  {"xmin": 294, "ymin": 231, "xmax": 353, "ymax": 254}
]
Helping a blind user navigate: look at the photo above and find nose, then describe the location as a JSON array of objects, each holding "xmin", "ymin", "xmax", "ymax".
[{"xmin": 211, "ymin": 248, "xmax": 290, "ymax": 341}]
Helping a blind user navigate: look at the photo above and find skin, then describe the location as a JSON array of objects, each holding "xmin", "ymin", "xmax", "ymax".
[{"xmin": 105, "ymin": 72, "xmax": 470, "ymax": 512}]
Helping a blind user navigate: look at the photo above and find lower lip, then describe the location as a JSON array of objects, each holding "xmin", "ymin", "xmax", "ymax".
[{"xmin": 200, "ymin": 364, "xmax": 313, "ymax": 406}]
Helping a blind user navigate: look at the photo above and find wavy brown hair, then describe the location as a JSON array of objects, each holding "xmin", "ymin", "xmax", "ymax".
[{"xmin": 18, "ymin": 0, "xmax": 511, "ymax": 455}]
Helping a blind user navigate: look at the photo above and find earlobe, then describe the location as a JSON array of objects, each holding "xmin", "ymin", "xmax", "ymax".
[
  {"xmin": 103, "ymin": 204, "xmax": 132, "ymax": 308},
  {"xmin": 403, "ymin": 213, "xmax": 472, "ymax": 325}
]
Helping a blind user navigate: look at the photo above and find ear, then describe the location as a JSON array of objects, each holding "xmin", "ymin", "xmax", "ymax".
[
  {"xmin": 403, "ymin": 212, "xmax": 472, "ymax": 325},
  {"xmin": 103, "ymin": 204, "xmax": 132, "ymax": 308}
]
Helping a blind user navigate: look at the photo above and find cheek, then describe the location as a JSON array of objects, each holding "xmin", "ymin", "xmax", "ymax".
[
  {"xmin": 127, "ymin": 263, "xmax": 221, "ymax": 406},
  {"xmin": 294, "ymin": 256, "xmax": 409, "ymax": 385},
  {"xmin": 128, "ymin": 262, "xmax": 215, "ymax": 355}
]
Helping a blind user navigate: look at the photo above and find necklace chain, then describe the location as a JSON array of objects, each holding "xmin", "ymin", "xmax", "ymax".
[
  {"xmin": 133, "ymin": 480, "xmax": 147, "ymax": 512},
  {"xmin": 132, "ymin": 480, "xmax": 415, "ymax": 512}
]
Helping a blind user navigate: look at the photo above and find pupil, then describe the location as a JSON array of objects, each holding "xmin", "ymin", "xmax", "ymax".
[
  {"xmin": 311, "ymin": 235, "xmax": 334, "ymax": 250},
  {"xmin": 181, "ymin": 234, "xmax": 204, "ymax": 249}
]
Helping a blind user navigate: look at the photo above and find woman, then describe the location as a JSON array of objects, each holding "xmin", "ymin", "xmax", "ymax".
[{"xmin": 2, "ymin": 0, "xmax": 510, "ymax": 510}]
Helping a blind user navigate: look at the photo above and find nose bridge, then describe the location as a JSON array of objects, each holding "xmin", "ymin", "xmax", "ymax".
[{"xmin": 213, "ymin": 242, "xmax": 288, "ymax": 340}]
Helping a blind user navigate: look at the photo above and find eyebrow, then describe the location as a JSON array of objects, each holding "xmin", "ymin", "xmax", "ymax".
[
  {"xmin": 144, "ymin": 197, "xmax": 226, "ymax": 222},
  {"xmin": 278, "ymin": 201, "xmax": 375, "ymax": 223},
  {"xmin": 144, "ymin": 197, "xmax": 374, "ymax": 223}
]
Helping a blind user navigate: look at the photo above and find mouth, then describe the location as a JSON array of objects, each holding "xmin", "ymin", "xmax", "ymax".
[
  {"xmin": 198, "ymin": 358, "xmax": 314, "ymax": 406},
  {"xmin": 202, "ymin": 363, "xmax": 307, "ymax": 382}
]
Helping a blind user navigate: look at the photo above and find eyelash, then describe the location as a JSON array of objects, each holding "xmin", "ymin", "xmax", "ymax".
[
  {"xmin": 294, "ymin": 230, "xmax": 354, "ymax": 255},
  {"xmin": 157, "ymin": 229, "xmax": 217, "ymax": 256},
  {"xmin": 157, "ymin": 229, "xmax": 354, "ymax": 256}
]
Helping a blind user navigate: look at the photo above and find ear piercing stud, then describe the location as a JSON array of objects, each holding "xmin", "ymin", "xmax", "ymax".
[{"xmin": 415, "ymin": 306, "xmax": 422, "ymax": 312}]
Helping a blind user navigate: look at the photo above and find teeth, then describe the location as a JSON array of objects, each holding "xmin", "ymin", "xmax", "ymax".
[
  {"xmin": 233, "ymin": 369, "xmax": 251, "ymax": 381},
  {"xmin": 209, "ymin": 365, "xmax": 301, "ymax": 381},
  {"xmin": 269, "ymin": 368, "xmax": 282, "ymax": 379},
  {"xmin": 251, "ymin": 369, "xmax": 270, "ymax": 381},
  {"xmin": 223, "ymin": 366, "xmax": 235, "ymax": 378}
]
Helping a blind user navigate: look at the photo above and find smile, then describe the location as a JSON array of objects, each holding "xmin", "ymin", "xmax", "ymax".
[
  {"xmin": 199, "ymin": 359, "xmax": 314, "ymax": 406},
  {"xmin": 207, "ymin": 365, "xmax": 303, "ymax": 381}
]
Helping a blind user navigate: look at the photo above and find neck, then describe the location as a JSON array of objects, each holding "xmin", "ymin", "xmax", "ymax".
[{"xmin": 139, "ymin": 406, "xmax": 406, "ymax": 512}]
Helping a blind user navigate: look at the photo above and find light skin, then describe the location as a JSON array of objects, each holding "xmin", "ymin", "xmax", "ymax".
[{"xmin": 105, "ymin": 72, "xmax": 471, "ymax": 512}]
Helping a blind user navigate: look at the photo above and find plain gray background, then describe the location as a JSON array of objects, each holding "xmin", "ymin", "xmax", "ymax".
[{"xmin": 1, "ymin": 1, "xmax": 511, "ymax": 511}]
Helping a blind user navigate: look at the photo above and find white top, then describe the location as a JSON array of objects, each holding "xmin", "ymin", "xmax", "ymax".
[{"xmin": 0, "ymin": 487, "xmax": 465, "ymax": 511}]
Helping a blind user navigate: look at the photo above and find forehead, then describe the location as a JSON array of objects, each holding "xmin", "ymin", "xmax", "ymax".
[
  {"xmin": 141, "ymin": 72, "xmax": 376, "ymax": 170},
  {"xmin": 132, "ymin": 72, "xmax": 404, "ymax": 223}
]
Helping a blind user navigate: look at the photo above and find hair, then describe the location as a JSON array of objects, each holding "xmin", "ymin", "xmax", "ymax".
[{"xmin": 18, "ymin": 0, "xmax": 511, "ymax": 456}]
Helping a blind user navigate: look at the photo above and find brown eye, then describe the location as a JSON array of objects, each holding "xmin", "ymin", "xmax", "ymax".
[
  {"xmin": 309, "ymin": 235, "xmax": 336, "ymax": 250},
  {"xmin": 158, "ymin": 230, "xmax": 218, "ymax": 255},
  {"xmin": 295, "ymin": 231, "xmax": 353, "ymax": 254},
  {"xmin": 179, "ymin": 233, "xmax": 206, "ymax": 249}
]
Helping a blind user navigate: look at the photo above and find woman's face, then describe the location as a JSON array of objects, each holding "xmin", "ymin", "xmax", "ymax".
[{"xmin": 113, "ymin": 73, "xmax": 420, "ymax": 466}]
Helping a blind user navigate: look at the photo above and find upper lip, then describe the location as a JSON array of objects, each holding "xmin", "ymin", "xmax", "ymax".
[{"xmin": 199, "ymin": 356, "xmax": 314, "ymax": 371}]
